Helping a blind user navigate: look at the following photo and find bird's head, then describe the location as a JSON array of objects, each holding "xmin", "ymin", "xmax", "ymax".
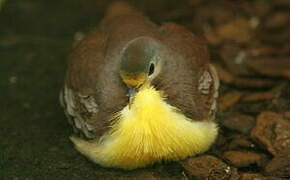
[{"xmin": 119, "ymin": 37, "xmax": 164, "ymax": 100}]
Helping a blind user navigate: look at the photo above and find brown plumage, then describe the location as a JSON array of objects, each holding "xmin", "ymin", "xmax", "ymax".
[{"xmin": 60, "ymin": 1, "xmax": 219, "ymax": 146}]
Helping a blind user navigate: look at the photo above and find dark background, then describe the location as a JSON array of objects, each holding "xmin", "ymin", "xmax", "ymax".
[{"xmin": 1, "ymin": 0, "xmax": 290, "ymax": 179}]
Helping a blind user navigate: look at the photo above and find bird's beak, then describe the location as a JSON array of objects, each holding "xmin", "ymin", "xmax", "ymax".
[
  {"xmin": 120, "ymin": 72, "xmax": 145, "ymax": 108},
  {"xmin": 128, "ymin": 87, "xmax": 137, "ymax": 97},
  {"xmin": 127, "ymin": 87, "xmax": 137, "ymax": 108}
]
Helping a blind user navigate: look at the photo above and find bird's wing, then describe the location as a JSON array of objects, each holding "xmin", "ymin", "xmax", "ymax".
[
  {"xmin": 157, "ymin": 23, "xmax": 219, "ymax": 121},
  {"xmin": 60, "ymin": 28, "xmax": 109, "ymax": 139},
  {"xmin": 60, "ymin": 83, "xmax": 99, "ymax": 139},
  {"xmin": 198, "ymin": 64, "xmax": 220, "ymax": 120}
]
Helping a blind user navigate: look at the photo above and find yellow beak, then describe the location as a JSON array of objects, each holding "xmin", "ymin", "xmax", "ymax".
[{"xmin": 120, "ymin": 73, "xmax": 146, "ymax": 88}]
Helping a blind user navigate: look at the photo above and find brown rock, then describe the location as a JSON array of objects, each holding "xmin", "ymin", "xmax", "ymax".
[
  {"xmin": 258, "ymin": 31, "xmax": 290, "ymax": 44},
  {"xmin": 248, "ymin": 45, "xmax": 290, "ymax": 57},
  {"xmin": 214, "ymin": 133, "xmax": 228, "ymax": 150},
  {"xmin": 242, "ymin": 83, "xmax": 285, "ymax": 102},
  {"xmin": 205, "ymin": 14, "xmax": 253, "ymax": 45},
  {"xmin": 265, "ymin": 150, "xmax": 290, "ymax": 178},
  {"xmin": 158, "ymin": 6, "xmax": 193, "ymax": 21},
  {"xmin": 220, "ymin": 45, "xmax": 252, "ymax": 76},
  {"xmin": 272, "ymin": 0, "xmax": 290, "ymax": 6},
  {"xmin": 241, "ymin": 88, "xmax": 281, "ymax": 102},
  {"xmin": 239, "ymin": 173, "xmax": 280, "ymax": 180},
  {"xmin": 251, "ymin": 1, "xmax": 271, "ymax": 16},
  {"xmin": 264, "ymin": 11, "xmax": 289, "ymax": 29},
  {"xmin": 245, "ymin": 58, "xmax": 290, "ymax": 77},
  {"xmin": 181, "ymin": 155, "xmax": 239, "ymax": 180},
  {"xmin": 218, "ymin": 91, "xmax": 243, "ymax": 111},
  {"xmin": 234, "ymin": 77, "xmax": 275, "ymax": 88},
  {"xmin": 209, "ymin": 7, "xmax": 236, "ymax": 25},
  {"xmin": 204, "ymin": 30, "xmax": 222, "ymax": 46},
  {"xmin": 282, "ymin": 70, "xmax": 290, "ymax": 78},
  {"xmin": 247, "ymin": 46, "xmax": 276, "ymax": 57},
  {"xmin": 223, "ymin": 151, "xmax": 266, "ymax": 167},
  {"xmin": 242, "ymin": 91, "xmax": 276, "ymax": 102},
  {"xmin": 284, "ymin": 111, "xmax": 290, "ymax": 119},
  {"xmin": 264, "ymin": 177, "xmax": 287, "ymax": 180},
  {"xmin": 251, "ymin": 112, "xmax": 290, "ymax": 155},
  {"xmin": 239, "ymin": 173, "xmax": 265, "ymax": 180},
  {"xmin": 216, "ymin": 18, "xmax": 252, "ymax": 43},
  {"xmin": 222, "ymin": 114, "xmax": 256, "ymax": 134},
  {"xmin": 212, "ymin": 63, "xmax": 235, "ymax": 84},
  {"xmin": 228, "ymin": 137, "xmax": 256, "ymax": 150},
  {"xmin": 213, "ymin": 63, "xmax": 275, "ymax": 88}
]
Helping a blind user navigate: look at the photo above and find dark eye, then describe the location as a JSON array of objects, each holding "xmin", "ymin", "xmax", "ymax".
[{"xmin": 148, "ymin": 63, "xmax": 155, "ymax": 76}]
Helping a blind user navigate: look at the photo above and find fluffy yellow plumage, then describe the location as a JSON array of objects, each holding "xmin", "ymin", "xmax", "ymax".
[{"xmin": 71, "ymin": 86, "xmax": 218, "ymax": 169}]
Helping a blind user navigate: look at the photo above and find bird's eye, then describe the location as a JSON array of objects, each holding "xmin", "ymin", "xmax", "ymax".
[{"xmin": 148, "ymin": 63, "xmax": 155, "ymax": 76}]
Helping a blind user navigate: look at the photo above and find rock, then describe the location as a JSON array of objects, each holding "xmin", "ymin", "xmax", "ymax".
[
  {"xmin": 222, "ymin": 114, "xmax": 255, "ymax": 134},
  {"xmin": 208, "ymin": 7, "xmax": 236, "ymax": 25},
  {"xmin": 247, "ymin": 46, "xmax": 277, "ymax": 57},
  {"xmin": 244, "ymin": 58, "xmax": 290, "ymax": 78},
  {"xmin": 204, "ymin": 30, "xmax": 222, "ymax": 46},
  {"xmin": 239, "ymin": 173, "xmax": 265, "ymax": 180},
  {"xmin": 284, "ymin": 111, "xmax": 290, "ymax": 119},
  {"xmin": 264, "ymin": 11, "xmax": 289, "ymax": 29},
  {"xmin": 251, "ymin": 112, "xmax": 290, "ymax": 155},
  {"xmin": 265, "ymin": 150, "xmax": 290, "ymax": 178},
  {"xmin": 213, "ymin": 63, "xmax": 275, "ymax": 88},
  {"xmin": 212, "ymin": 63, "xmax": 235, "ymax": 84},
  {"xmin": 205, "ymin": 17, "xmax": 254, "ymax": 45},
  {"xmin": 241, "ymin": 91, "xmax": 277, "ymax": 102},
  {"xmin": 251, "ymin": 1, "xmax": 271, "ymax": 16},
  {"xmin": 242, "ymin": 83, "xmax": 285, "ymax": 102},
  {"xmin": 214, "ymin": 133, "xmax": 228, "ymax": 149},
  {"xmin": 234, "ymin": 77, "xmax": 275, "ymax": 88},
  {"xmin": 223, "ymin": 151, "xmax": 266, "ymax": 168},
  {"xmin": 216, "ymin": 18, "xmax": 253, "ymax": 43},
  {"xmin": 228, "ymin": 136, "xmax": 256, "ymax": 150},
  {"xmin": 218, "ymin": 91, "xmax": 242, "ymax": 111},
  {"xmin": 272, "ymin": 0, "xmax": 290, "ymax": 6},
  {"xmin": 258, "ymin": 31, "xmax": 290, "ymax": 44},
  {"xmin": 240, "ymin": 174, "xmax": 279, "ymax": 180},
  {"xmin": 248, "ymin": 45, "xmax": 290, "ymax": 58},
  {"xmin": 220, "ymin": 45, "xmax": 252, "ymax": 76},
  {"xmin": 181, "ymin": 155, "xmax": 239, "ymax": 180}
]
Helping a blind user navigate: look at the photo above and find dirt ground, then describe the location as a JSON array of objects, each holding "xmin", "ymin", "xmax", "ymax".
[{"xmin": 1, "ymin": 0, "xmax": 290, "ymax": 179}]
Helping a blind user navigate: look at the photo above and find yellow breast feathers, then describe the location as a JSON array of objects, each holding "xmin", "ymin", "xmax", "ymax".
[{"xmin": 70, "ymin": 86, "xmax": 218, "ymax": 169}]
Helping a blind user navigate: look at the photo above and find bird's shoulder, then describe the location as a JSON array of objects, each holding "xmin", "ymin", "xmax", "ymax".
[
  {"xmin": 63, "ymin": 26, "xmax": 126, "ymax": 139},
  {"xmin": 154, "ymin": 23, "xmax": 219, "ymax": 121}
]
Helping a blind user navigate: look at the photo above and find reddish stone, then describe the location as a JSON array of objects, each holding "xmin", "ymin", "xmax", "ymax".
[
  {"xmin": 251, "ymin": 112, "xmax": 290, "ymax": 155},
  {"xmin": 218, "ymin": 91, "xmax": 242, "ymax": 111},
  {"xmin": 223, "ymin": 151, "xmax": 266, "ymax": 167},
  {"xmin": 265, "ymin": 150, "xmax": 290, "ymax": 178},
  {"xmin": 181, "ymin": 155, "xmax": 239, "ymax": 180},
  {"xmin": 222, "ymin": 114, "xmax": 255, "ymax": 134}
]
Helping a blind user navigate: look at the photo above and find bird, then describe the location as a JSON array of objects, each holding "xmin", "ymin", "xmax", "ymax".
[{"xmin": 60, "ymin": 1, "xmax": 219, "ymax": 170}]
